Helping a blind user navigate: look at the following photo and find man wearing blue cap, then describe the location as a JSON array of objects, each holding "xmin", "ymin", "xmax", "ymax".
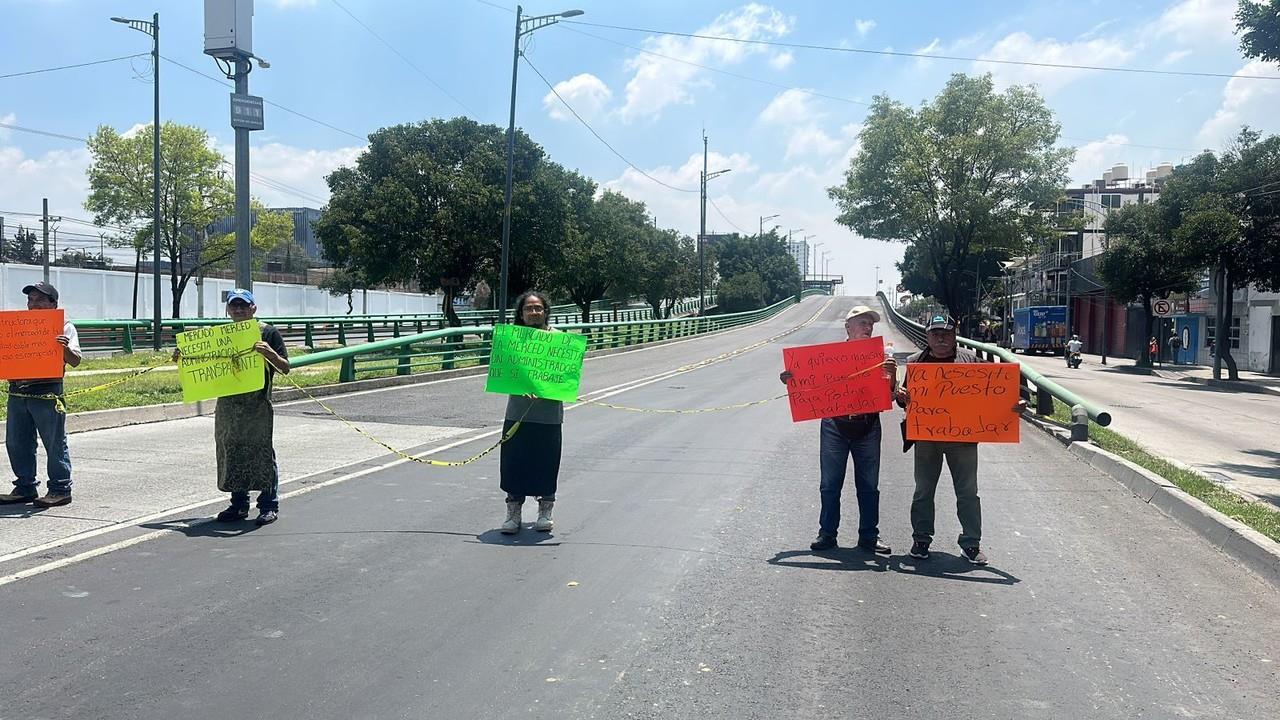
[
  {"xmin": 178, "ymin": 289, "xmax": 289, "ymax": 525},
  {"xmin": 895, "ymin": 315, "xmax": 1025, "ymax": 565}
]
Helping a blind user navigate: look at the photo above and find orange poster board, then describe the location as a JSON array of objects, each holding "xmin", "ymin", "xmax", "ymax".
[
  {"xmin": 904, "ymin": 362, "xmax": 1021, "ymax": 443},
  {"xmin": 782, "ymin": 336, "xmax": 892, "ymax": 422},
  {"xmin": 0, "ymin": 309, "xmax": 66, "ymax": 380}
]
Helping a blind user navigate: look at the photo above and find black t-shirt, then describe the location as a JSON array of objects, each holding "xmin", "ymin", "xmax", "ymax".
[{"xmin": 260, "ymin": 323, "xmax": 288, "ymax": 393}]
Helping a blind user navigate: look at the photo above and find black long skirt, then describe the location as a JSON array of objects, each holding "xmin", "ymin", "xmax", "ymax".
[{"xmin": 499, "ymin": 420, "xmax": 562, "ymax": 498}]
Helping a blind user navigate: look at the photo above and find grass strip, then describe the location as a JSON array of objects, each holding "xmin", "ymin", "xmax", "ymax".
[{"xmin": 1044, "ymin": 401, "xmax": 1280, "ymax": 543}]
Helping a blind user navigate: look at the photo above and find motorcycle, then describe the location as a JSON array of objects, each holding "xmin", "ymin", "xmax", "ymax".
[{"xmin": 1067, "ymin": 351, "xmax": 1082, "ymax": 369}]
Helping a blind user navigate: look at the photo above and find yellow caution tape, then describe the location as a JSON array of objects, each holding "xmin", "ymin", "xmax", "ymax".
[{"xmin": 2, "ymin": 365, "xmax": 164, "ymax": 414}]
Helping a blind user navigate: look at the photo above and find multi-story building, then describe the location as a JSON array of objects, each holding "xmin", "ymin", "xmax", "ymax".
[{"xmin": 786, "ymin": 239, "xmax": 809, "ymax": 279}]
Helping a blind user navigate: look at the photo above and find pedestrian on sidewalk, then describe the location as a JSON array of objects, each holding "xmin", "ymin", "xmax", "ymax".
[
  {"xmin": 1168, "ymin": 333, "xmax": 1183, "ymax": 366},
  {"xmin": 499, "ymin": 290, "xmax": 563, "ymax": 535},
  {"xmin": 175, "ymin": 289, "xmax": 289, "ymax": 526},
  {"xmin": 1149, "ymin": 337, "xmax": 1159, "ymax": 366},
  {"xmin": 894, "ymin": 315, "xmax": 1027, "ymax": 565},
  {"xmin": 1, "ymin": 282, "xmax": 82, "ymax": 508},
  {"xmin": 779, "ymin": 305, "xmax": 897, "ymax": 554}
]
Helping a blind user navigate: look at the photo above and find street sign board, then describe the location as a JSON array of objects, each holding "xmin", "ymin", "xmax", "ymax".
[
  {"xmin": 230, "ymin": 93, "xmax": 264, "ymax": 131},
  {"xmin": 1153, "ymin": 299, "xmax": 1174, "ymax": 317}
]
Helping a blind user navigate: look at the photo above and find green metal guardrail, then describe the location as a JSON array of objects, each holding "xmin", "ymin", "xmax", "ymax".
[
  {"xmin": 71, "ymin": 297, "xmax": 711, "ymax": 354},
  {"xmin": 874, "ymin": 292, "xmax": 1111, "ymax": 435},
  {"xmin": 291, "ymin": 291, "xmax": 824, "ymax": 383}
]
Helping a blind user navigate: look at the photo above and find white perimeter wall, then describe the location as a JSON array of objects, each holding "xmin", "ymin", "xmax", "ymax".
[{"xmin": 0, "ymin": 264, "xmax": 442, "ymax": 319}]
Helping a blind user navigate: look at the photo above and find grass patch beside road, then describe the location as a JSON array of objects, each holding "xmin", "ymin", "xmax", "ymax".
[{"xmin": 1045, "ymin": 402, "xmax": 1280, "ymax": 543}]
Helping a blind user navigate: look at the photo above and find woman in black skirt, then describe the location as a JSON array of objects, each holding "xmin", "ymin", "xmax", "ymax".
[{"xmin": 500, "ymin": 290, "xmax": 564, "ymax": 534}]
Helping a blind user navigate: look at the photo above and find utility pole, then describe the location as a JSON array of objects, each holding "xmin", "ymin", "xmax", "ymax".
[
  {"xmin": 699, "ymin": 131, "xmax": 707, "ymax": 316},
  {"xmin": 41, "ymin": 198, "xmax": 50, "ymax": 283},
  {"xmin": 234, "ymin": 57, "xmax": 252, "ymax": 292}
]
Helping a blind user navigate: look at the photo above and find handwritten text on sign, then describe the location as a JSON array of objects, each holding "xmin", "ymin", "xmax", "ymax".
[
  {"xmin": 485, "ymin": 324, "xmax": 587, "ymax": 402},
  {"xmin": 176, "ymin": 321, "xmax": 265, "ymax": 403},
  {"xmin": 905, "ymin": 363, "xmax": 1020, "ymax": 443},
  {"xmin": 0, "ymin": 309, "xmax": 65, "ymax": 380},
  {"xmin": 782, "ymin": 336, "xmax": 891, "ymax": 422}
]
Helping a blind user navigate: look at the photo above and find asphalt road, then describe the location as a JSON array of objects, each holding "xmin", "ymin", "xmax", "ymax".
[
  {"xmin": 2, "ymin": 296, "xmax": 1277, "ymax": 720},
  {"xmin": 1016, "ymin": 351, "xmax": 1280, "ymax": 506}
]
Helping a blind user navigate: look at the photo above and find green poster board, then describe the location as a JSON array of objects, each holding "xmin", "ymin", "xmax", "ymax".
[
  {"xmin": 176, "ymin": 320, "xmax": 266, "ymax": 403},
  {"xmin": 485, "ymin": 324, "xmax": 587, "ymax": 402}
]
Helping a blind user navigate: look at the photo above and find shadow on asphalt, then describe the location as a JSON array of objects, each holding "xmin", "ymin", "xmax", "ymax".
[
  {"xmin": 142, "ymin": 517, "xmax": 266, "ymax": 538},
  {"xmin": 472, "ymin": 528, "xmax": 561, "ymax": 546},
  {"xmin": 768, "ymin": 548, "xmax": 1021, "ymax": 585}
]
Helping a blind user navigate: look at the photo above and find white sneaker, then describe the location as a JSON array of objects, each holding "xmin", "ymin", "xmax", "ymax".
[
  {"xmin": 500, "ymin": 500, "xmax": 522, "ymax": 534},
  {"xmin": 534, "ymin": 500, "xmax": 554, "ymax": 532}
]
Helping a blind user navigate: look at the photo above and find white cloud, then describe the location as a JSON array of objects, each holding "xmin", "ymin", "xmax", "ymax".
[
  {"xmin": 0, "ymin": 144, "xmax": 93, "ymax": 227},
  {"xmin": 855, "ymin": 19, "xmax": 876, "ymax": 37},
  {"xmin": 0, "ymin": 113, "xmax": 15, "ymax": 142},
  {"xmin": 619, "ymin": 3, "xmax": 793, "ymax": 122},
  {"xmin": 1162, "ymin": 49, "xmax": 1193, "ymax": 65},
  {"xmin": 914, "ymin": 37, "xmax": 943, "ymax": 68},
  {"xmin": 758, "ymin": 91, "xmax": 860, "ymax": 161},
  {"xmin": 769, "ymin": 51, "xmax": 795, "ymax": 70},
  {"xmin": 542, "ymin": 73, "xmax": 612, "ymax": 122},
  {"xmin": 1067, "ymin": 134, "xmax": 1130, "ymax": 186},
  {"xmin": 1196, "ymin": 60, "xmax": 1280, "ymax": 150},
  {"xmin": 975, "ymin": 32, "xmax": 1134, "ymax": 94},
  {"xmin": 759, "ymin": 88, "xmax": 821, "ymax": 125},
  {"xmin": 1150, "ymin": 0, "xmax": 1237, "ymax": 47},
  {"xmin": 242, "ymin": 143, "xmax": 365, "ymax": 207}
]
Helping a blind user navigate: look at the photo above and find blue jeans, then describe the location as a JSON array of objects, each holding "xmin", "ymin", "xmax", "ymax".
[
  {"xmin": 229, "ymin": 452, "xmax": 279, "ymax": 512},
  {"xmin": 6, "ymin": 394, "xmax": 72, "ymax": 496},
  {"xmin": 818, "ymin": 416, "xmax": 882, "ymax": 541}
]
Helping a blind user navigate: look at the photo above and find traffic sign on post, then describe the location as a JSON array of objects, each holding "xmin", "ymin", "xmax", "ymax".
[
  {"xmin": 230, "ymin": 93, "xmax": 264, "ymax": 131},
  {"xmin": 1153, "ymin": 299, "xmax": 1173, "ymax": 317}
]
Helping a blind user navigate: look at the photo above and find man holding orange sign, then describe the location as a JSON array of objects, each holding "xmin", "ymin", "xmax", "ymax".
[
  {"xmin": 780, "ymin": 305, "xmax": 896, "ymax": 554},
  {"xmin": 895, "ymin": 315, "xmax": 1026, "ymax": 566},
  {"xmin": 0, "ymin": 282, "xmax": 82, "ymax": 507}
]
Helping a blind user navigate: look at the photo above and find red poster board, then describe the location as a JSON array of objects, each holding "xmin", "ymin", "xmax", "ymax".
[
  {"xmin": 0, "ymin": 309, "xmax": 65, "ymax": 380},
  {"xmin": 904, "ymin": 362, "xmax": 1021, "ymax": 443},
  {"xmin": 782, "ymin": 336, "xmax": 892, "ymax": 422}
]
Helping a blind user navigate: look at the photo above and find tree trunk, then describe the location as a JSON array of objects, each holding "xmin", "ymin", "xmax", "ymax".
[
  {"xmin": 579, "ymin": 301, "xmax": 591, "ymax": 325},
  {"xmin": 131, "ymin": 248, "xmax": 142, "ymax": 319},
  {"xmin": 1222, "ymin": 265, "xmax": 1240, "ymax": 381},
  {"xmin": 443, "ymin": 287, "xmax": 460, "ymax": 327}
]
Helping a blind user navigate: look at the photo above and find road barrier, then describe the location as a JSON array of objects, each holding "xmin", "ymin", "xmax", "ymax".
[
  {"xmin": 292, "ymin": 290, "xmax": 826, "ymax": 383},
  {"xmin": 71, "ymin": 297, "xmax": 712, "ymax": 354},
  {"xmin": 875, "ymin": 292, "xmax": 1112, "ymax": 437}
]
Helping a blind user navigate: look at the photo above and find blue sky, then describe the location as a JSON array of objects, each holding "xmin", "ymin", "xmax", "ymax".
[{"xmin": 2, "ymin": 0, "xmax": 1277, "ymax": 295}]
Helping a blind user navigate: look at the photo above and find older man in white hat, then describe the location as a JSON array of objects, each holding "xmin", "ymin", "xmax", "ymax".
[{"xmin": 781, "ymin": 304, "xmax": 897, "ymax": 554}]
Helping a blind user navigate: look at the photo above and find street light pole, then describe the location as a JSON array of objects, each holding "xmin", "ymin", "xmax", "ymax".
[
  {"xmin": 112, "ymin": 12, "xmax": 162, "ymax": 348},
  {"xmin": 759, "ymin": 213, "xmax": 779, "ymax": 238},
  {"xmin": 499, "ymin": 5, "xmax": 584, "ymax": 324}
]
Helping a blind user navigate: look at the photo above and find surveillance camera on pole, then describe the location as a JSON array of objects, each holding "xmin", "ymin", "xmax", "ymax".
[{"xmin": 204, "ymin": 0, "xmax": 265, "ymax": 291}]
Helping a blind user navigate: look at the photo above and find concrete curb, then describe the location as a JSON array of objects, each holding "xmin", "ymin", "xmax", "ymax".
[
  {"xmin": 1179, "ymin": 376, "xmax": 1280, "ymax": 397},
  {"xmin": 1020, "ymin": 414, "xmax": 1280, "ymax": 588}
]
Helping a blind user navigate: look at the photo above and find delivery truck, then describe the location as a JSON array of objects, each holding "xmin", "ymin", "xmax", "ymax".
[{"xmin": 1011, "ymin": 306, "xmax": 1068, "ymax": 355}]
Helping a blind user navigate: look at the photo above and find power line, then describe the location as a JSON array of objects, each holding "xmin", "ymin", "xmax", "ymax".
[
  {"xmin": 523, "ymin": 56, "xmax": 699, "ymax": 194},
  {"xmin": 563, "ymin": 19, "xmax": 1280, "ymax": 82},
  {"xmin": 329, "ymin": 0, "xmax": 475, "ymax": 116},
  {"xmin": 160, "ymin": 55, "xmax": 367, "ymax": 142},
  {"xmin": 0, "ymin": 53, "xmax": 149, "ymax": 80},
  {"xmin": 707, "ymin": 197, "xmax": 746, "ymax": 234},
  {"xmin": 559, "ymin": 25, "xmax": 872, "ymax": 107},
  {"xmin": 0, "ymin": 122, "xmax": 87, "ymax": 144}
]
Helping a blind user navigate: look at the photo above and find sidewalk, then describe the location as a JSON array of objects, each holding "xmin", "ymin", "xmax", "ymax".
[{"xmin": 1016, "ymin": 352, "xmax": 1280, "ymax": 508}]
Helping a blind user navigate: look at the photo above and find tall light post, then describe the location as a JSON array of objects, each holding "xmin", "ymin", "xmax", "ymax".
[
  {"xmin": 111, "ymin": 12, "xmax": 162, "ymax": 349},
  {"xmin": 698, "ymin": 132, "xmax": 731, "ymax": 316},
  {"xmin": 500, "ymin": 5, "xmax": 584, "ymax": 324},
  {"xmin": 759, "ymin": 213, "xmax": 779, "ymax": 238}
]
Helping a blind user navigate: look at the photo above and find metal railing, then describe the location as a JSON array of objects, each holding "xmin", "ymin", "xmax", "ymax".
[
  {"xmin": 71, "ymin": 297, "xmax": 711, "ymax": 353},
  {"xmin": 875, "ymin": 292, "xmax": 1111, "ymax": 437},
  {"xmin": 292, "ymin": 291, "xmax": 822, "ymax": 383}
]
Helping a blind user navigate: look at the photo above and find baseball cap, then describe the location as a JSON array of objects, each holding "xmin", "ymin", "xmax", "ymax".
[
  {"xmin": 925, "ymin": 315, "xmax": 956, "ymax": 332},
  {"xmin": 226, "ymin": 288, "xmax": 256, "ymax": 305},
  {"xmin": 22, "ymin": 281, "xmax": 58, "ymax": 303},
  {"xmin": 844, "ymin": 305, "xmax": 881, "ymax": 322}
]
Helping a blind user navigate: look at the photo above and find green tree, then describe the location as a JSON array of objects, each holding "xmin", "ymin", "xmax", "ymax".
[
  {"xmin": 315, "ymin": 117, "xmax": 565, "ymax": 326},
  {"xmin": 9, "ymin": 225, "xmax": 40, "ymax": 264},
  {"xmin": 829, "ymin": 73, "xmax": 1072, "ymax": 326},
  {"xmin": 1236, "ymin": 0, "xmax": 1280, "ymax": 63},
  {"xmin": 551, "ymin": 188, "xmax": 650, "ymax": 324},
  {"xmin": 717, "ymin": 271, "xmax": 766, "ymax": 313},
  {"xmin": 1097, "ymin": 203, "xmax": 1199, "ymax": 367},
  {"xmin": 712, "ymin": 231, "xmax": 800, "ymax": 306},
  {"xmin": 318, "ymin": 266, "xmax": 365, "ymax": 315},
  {"xmin": 85, "ymin": 122, "xmax": 242, "ymax": 316},
  {"xmin": 636, "ymin": 228, "xmax": 696, "ymax": 318}
]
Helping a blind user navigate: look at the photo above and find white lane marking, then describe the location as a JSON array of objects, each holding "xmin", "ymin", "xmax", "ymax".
[{"xmin": 0, "ymin": 299, "xmax": 834, "ymax": 586}]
